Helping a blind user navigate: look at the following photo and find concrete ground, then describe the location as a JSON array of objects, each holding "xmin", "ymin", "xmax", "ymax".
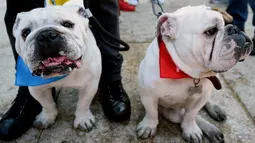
[{"xmin": 0, "ymin": 0, "xmax": 255, "ymax": 143}]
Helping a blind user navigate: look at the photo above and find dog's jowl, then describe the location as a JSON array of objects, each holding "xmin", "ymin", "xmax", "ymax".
[{"xmin": 137, "ymin": 5, "xmax": 253, "ymax": 143}]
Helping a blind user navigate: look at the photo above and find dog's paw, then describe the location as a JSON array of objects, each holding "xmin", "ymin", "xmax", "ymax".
[
  {"xmin": 197, "ymin": 117, "xmax": 224, "ymax": 143},
  {"xmin": 205, "ymin": 103, "xmax": 227, "ymax": 122},
  {"xmin": 74, "ymin": 111, "xmax": 96, "ymax": 132},
  {"xmin": 136, "ymin": 118, "xmax": 158, "ymax": 139},
  {"xmin": 33, "ymin": 111, "xmax": 57, "ymax": 129},
  {"xmin": 182, "ymin": 122, "xmax": 203, "ymax": 143},
  {"xmin": 203, "ymin": 124, "xmax": 224, "ymax": 143}
]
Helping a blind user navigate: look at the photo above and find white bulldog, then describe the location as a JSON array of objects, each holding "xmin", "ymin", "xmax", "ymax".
[
  {"xmin": 12, "ymin": 0, "xmax": 101, "ymax": 131},
  {"xmin": 137, "ymin": 5, "xmax": 253, "ymax": 143}
]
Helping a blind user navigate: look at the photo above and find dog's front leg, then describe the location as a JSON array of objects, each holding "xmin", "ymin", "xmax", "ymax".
[
  {"xmin": 181, "ymin": 91, "xmax": 211, "ymax": 143},
  {"xmin": 74, "ymin": 80, "xmax": 99, "ymax": 132},
  {"xmin": 29, "ymin": 87, "xmax": 58, "ymax": 129},
  {"xmin": 137, "ymin": 89, "xmax": 159, "ymax": 139}
]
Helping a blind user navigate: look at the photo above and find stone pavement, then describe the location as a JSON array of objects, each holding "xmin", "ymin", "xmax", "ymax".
[{"xmin": 0, "ymin": 0, "xmax": 255, "ymax": 143}]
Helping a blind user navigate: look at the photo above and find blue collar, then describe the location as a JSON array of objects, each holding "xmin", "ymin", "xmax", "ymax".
[{"xmin": 15, "ymin": 56, "xmax": 68, "ymax": 86}]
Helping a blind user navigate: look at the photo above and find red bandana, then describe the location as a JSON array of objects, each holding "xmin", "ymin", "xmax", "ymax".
[{"xmin": 159, "ymin": 39, "xmax": 191, "ymax": 79}]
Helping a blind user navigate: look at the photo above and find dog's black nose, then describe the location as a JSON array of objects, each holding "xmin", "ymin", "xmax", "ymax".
[
  {"xmin": 36, "ymin": 30, "xmax": 62, "ymax": 58},
  {"xmin": 36, "ymin": 30, "xmax": 59, "ymax": 43},
  {"xmin": 224, "ymin": 25, "xmax": 253, "ymax": 62},
  {"xmin": 225, "ymin": 24, "xmax": 241, "ymax": 35}
]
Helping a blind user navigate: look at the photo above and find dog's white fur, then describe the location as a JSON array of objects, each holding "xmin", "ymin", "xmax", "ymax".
[
  {"xmin": 12, "ymin": 0, "xmax": 101, "ymax": 130},
  {"xmin": 137, "ymin": 5, "xmax": 237, "ymax": 142},
  {"xmin": 137, "ymin": 38, "xmax": 215, "ymax": 141}
]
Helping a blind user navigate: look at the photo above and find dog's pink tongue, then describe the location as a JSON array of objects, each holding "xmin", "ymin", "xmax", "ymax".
[
  {"xmin": 42, "ymin": 56, "xmax": 81, "ymax": 68},
  {"xmin": 75, "ymin": 60, "xmax": 82, "ymax": 68},
  {"xmin": 42, "ymin": 56, "xmax": 67, "ymax": 67}
]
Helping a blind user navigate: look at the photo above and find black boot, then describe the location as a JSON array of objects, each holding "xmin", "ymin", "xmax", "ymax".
[
  {"xmin": 101, "ymin": 80, "xmax": 131, "ymax": 122},
  {"xmin": 0, "ymin": 87, "xmax": 56, "ymax": 141},
  {"xmin": 251, "ymin": 36, "xmax": 255, "ymax": 56}
]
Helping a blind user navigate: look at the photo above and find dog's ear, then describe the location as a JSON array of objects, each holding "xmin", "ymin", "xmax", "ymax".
[
  {"xmin": 13, "ymin": 12, "xmax": 26, "ymax": 38},
  {"xmin": 77, "ymin": 7, "xmax": 89, "ymax": 24},
  {"xmin": 76, "ymin": 7, "xmax": 89, "ymax": 33},
  {"xmin": 156, "ymin": 13, "xmax": 177, "ymax": 40},
  {"xmin": 77, "ymin": 7, "xmax": 88, "ymax": 18},
  {"xmin": 13, "ymin": 12, "xmax": 26, "ymax": 56}
]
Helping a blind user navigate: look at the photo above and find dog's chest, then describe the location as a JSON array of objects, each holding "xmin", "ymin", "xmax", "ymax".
[{"xmin": 155, "ymin": 78, "xmax": 211, "ymax": 108}]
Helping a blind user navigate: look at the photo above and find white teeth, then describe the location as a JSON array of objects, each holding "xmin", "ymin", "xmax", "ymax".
[{"xmin": 59, "ymin": 51, "xmax": 65, "ymax": 55}]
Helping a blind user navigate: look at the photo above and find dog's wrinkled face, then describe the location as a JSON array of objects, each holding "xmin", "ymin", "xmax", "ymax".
[
  {"xmin": 157, "ymin": 5, "xmax": 253, "ymax": 76},
  {"xmin": 13, "ymin": 5, "xmax": 89, "ymax": 78}
]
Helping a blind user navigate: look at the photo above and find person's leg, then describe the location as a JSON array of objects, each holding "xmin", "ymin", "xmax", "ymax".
[
  {"xmin": 248, "ymin": 0, "xmax": 255, "ymax": 55},
  {"xmin": 226, "ymin": 0, "xmax": 248, "ymax": 31},
  {"xmin": 248, "ymin": 0, "xmax": 255, "ymax": 27},
  {"xmin": 87, "ymin": 0, "xmax": 131, "ymax": 122},
  {"xmin": 0, "ymin": 0, "xmax": 45, "ymax": 141}
]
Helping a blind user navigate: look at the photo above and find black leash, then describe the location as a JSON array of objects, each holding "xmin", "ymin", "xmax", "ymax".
[
  {"xmin": 88, "ymin": 17, "xmax": 130, "ymax": 51},
  {"xmin": 151, "ymin": 0, "xmax": 164, "ymax": 18},
  {"xmin": 83, "ymin": 0, "xmax": 130, "ymax": 51},
  {"xmin": 50, "ymin": 0, "xmax": 130, "ymax": 51}
]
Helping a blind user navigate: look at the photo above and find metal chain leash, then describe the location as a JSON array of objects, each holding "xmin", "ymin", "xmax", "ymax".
[{"xmin": 151, "ymin": 0, "xmax": 164, "ymax": 18}]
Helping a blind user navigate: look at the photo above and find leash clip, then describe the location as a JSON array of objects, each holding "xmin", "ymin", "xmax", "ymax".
[
  {"xmin": 84, "ymin": 9, "xmax": 93, "ymax": 18},
  {"xmin": 151, "ymin": 0, "xmax": 164, "ymax": 18},
  {"xmin": 193, "ymin": 78, "xmax": 200, "ymax": 87}
]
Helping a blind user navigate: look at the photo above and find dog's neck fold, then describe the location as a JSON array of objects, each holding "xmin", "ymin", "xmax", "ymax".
[
  {"xmin": 158, "ymin": 36, "xmax": 222, "ymax": 90},
  {"xmin": 161, "ymin": 36, "xmax": 216, "ymax": 79}
]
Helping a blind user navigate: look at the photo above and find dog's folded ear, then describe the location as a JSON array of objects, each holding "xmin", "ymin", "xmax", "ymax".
[
  {"xmin": 77, "ymin": 7, "xmax": 88, "ymax": 18},
  {"xmin": 12, "ymin": 12, "xmax": 27, "ymax": 56},
  {"xmin": 13, "ymin": 12, "xmax": 26, "ymax": 38},
  {"xmin": 62, "ymin": 0, "xmax": 88, "ymax": 19},
  {"xmin": 156, "ymin": 13, "xmax": 177, "ymax": 40}
]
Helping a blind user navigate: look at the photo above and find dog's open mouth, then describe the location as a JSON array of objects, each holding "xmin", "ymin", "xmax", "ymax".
[{"xmin": 32, "ymin": 56, "xmax": 82, "ymax": 77}]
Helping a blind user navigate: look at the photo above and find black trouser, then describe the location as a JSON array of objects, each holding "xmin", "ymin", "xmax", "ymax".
[{"xmin": 5, "ymin": 0, "xmax": 123, "ymax": 83}]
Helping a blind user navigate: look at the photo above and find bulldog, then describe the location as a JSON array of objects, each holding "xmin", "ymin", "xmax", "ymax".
[
  {"xmin": 136, "ymin": 5, "xmax": 253, "ymax": 143},
  {"xmin": 12, "ymin": 0, "xmax": 101, "ymax": 131}
]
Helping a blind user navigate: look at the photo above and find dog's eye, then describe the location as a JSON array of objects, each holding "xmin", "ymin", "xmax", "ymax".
[
  {"xmin": 22, "ymin": 28, "xmax": 31, "ymax": 39},
  {"xmin": 204, "ymin": 27, "xmax": 218, "ymax": 36},
  {"xmin": 61, "ymin": 21, "xmax": 74, "ymax": 28}
]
